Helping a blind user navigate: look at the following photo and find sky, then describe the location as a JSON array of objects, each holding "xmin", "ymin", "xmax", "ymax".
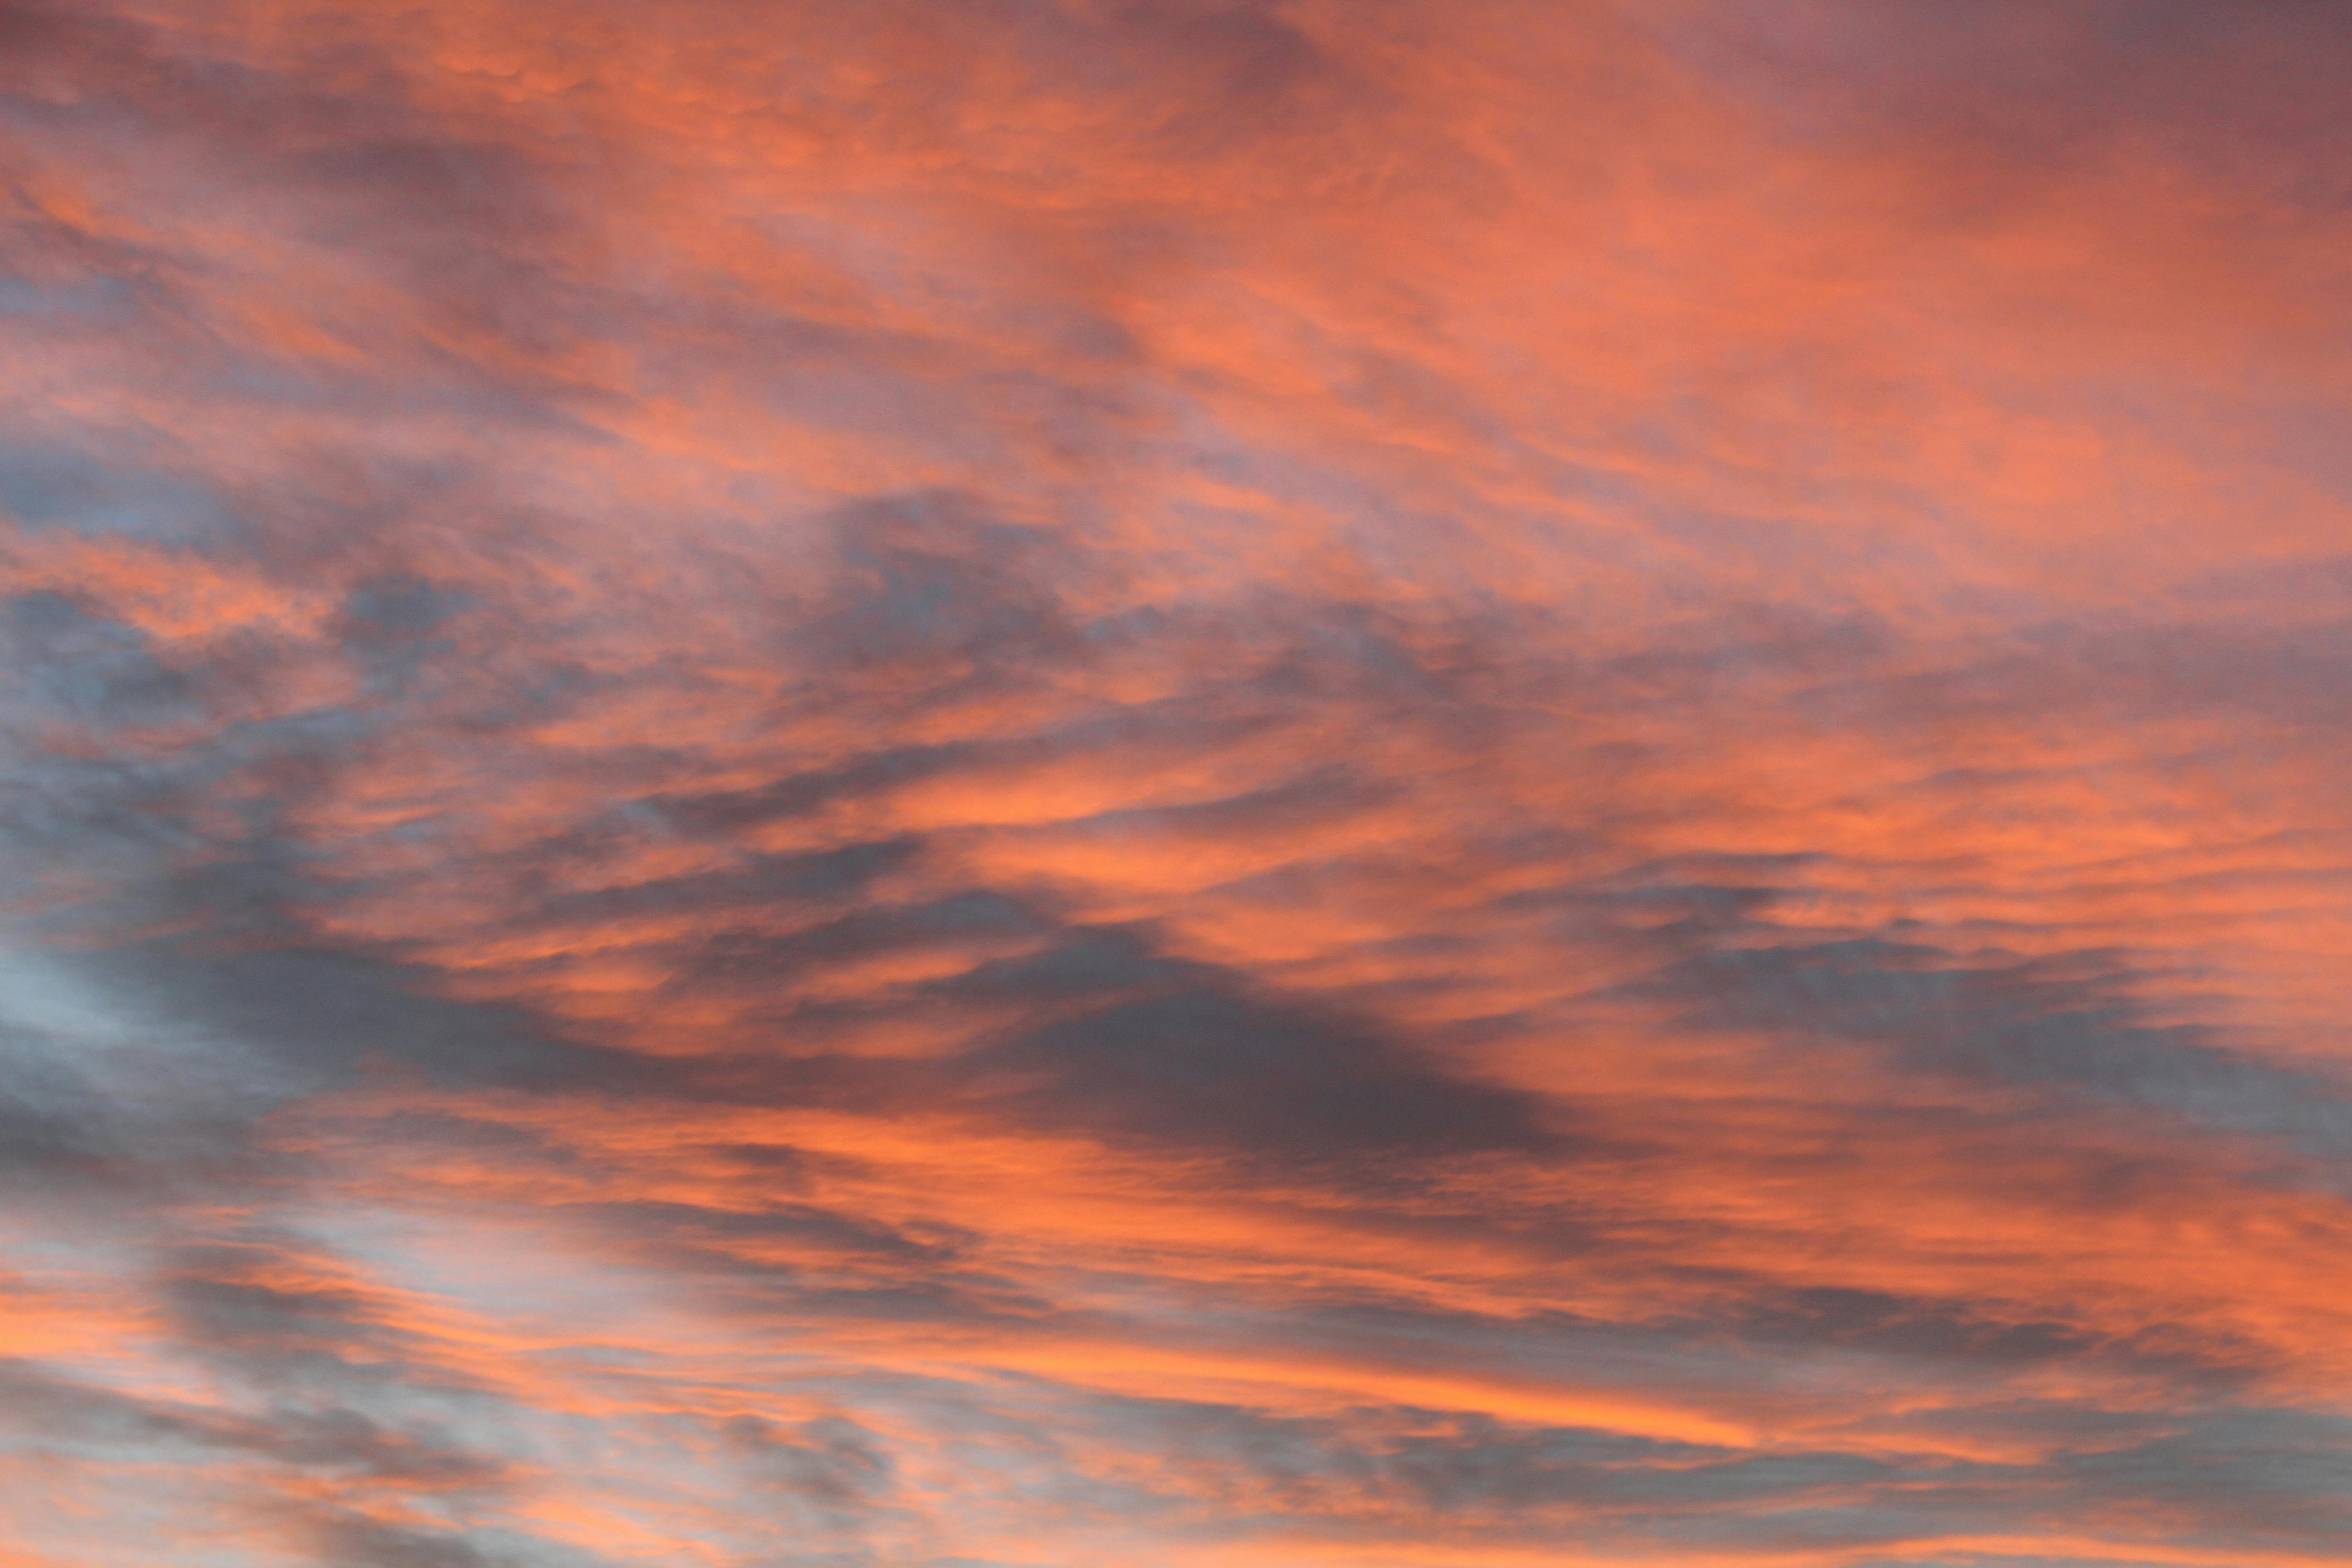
[{"xmin": 1, "ymin": 2, "xmax": 2350, "ymax": 1565}]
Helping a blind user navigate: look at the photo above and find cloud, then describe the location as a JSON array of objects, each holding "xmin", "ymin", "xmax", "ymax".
[{"xmin": 3, "ymin": 0, "xmax": 2350, "ymax": 1565}]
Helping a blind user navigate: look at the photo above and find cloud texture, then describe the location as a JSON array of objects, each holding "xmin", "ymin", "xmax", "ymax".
[{"xmin": 2, "ymin": 2, "xmax": 2350, "ymax": 1564}]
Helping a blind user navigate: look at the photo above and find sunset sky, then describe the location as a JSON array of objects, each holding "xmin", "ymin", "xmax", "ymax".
[{"xmin": 3, "ymin": 3, "xmax": 2351, "ymax": 1565}]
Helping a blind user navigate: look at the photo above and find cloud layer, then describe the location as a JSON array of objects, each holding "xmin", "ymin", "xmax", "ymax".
[{"xmin": 3, "ymin": 2, "xmax": 2350, "ymax": 1565}]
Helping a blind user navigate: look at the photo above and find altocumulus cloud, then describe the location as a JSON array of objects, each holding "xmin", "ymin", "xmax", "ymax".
[{"xmin": 3, "ymin": 2, "xmax": 2352, "ymax": 1566}]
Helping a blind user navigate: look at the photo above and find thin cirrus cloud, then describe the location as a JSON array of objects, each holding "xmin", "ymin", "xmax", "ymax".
[{"xmin": 1, "ymin": 1, "xmax": 2349, "ymax": 1565}]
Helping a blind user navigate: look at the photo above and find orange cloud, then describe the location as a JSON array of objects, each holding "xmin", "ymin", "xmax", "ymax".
[{"xmin": 3, "ymin": 1, "xmax": 2350, "ymax": 1564}]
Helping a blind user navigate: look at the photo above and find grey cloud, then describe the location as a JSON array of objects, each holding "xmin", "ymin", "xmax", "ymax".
[
  {"xmin": 1718, "ymin": 1285, "xmax": 2267, "ymax": 1394},
  {"xmin": 966, "ymin": 985, "xmax": 1561, "ymax": 1162},
  {"xmin": 1643, "ymin": 933, "xmax": 2352, "ymax": 1166},
  {"xmin": 1673, "ymin": 0, "xmax": 2352, "ymax": 194},
  {"xmin": 2049, "ymin": 1407, "xmax": 2352, "ymax": 1539},
  {"xmin": 929, "ymin": 925, "xmax": 1215, "ymax": 1001},
  {"xmin": 553, "ymin": 1191, "xmax": 1052, "ymax": 1329},
  {"xmin": 103, "ymin": 946, "xmax": 599, "ymax": 1088},
  {"xmin": 302, "ymin": 1517, "xmax": 623, "ymax": 1568},
  {"xmin": 163, "ymin": 1245, "xmax": 455, "ymax": 1396},
  {"xmin": 0, "ymin": 1025, "xmax": 142, "ymax": 1178},
  {"xmin": 0, "ymin": 3, "xmax": 618, "ymax": 446},
  {"xmin": 0, "ymin": 274, "xmax": 133, "ymax": 319},
  {"xmin": 781, "ymin": 0, "xmax": 1362, "ymax": 171},
  {"xmin": 656, "ymin": 746, "xmax": 976, "ymax": 838},
  {"xmin": 1020, "ymin": 1388, "xmax": 2352, "ymax": 1556},
  {"xmin": 804, "ymin": 493, "xmax": 1080, "ymax": 684},
  {"xmin": 338, "ymin": 574, "xmax": 477, "ymax": 695},
  {"xmin": 674, "ymin": 892, "xmax": 1050, "ymax": 996},
  {"xmin": 577, "ymin": 1199, "xmax": 968, "ymax": 1269},
  {"xmin": 0, "ymin": 592, "xmax": 196, "ymax": 724},
  {"xmin": 1382, "ymin": 1424, "xmax": 1893, "ymax": 1515},
  {"xmin": 1795, "ymin": 616, "xmax": 2352, "ymax": 739},
  {"xmin": 0, "ymin": 1356, "xmax": 516, "ymax": 1547},
  {"xmin": 0, "ymin": 945, "xmax": 294, "ymax": 1196},
  {"xmin": 341, "ymin": 576, "xmax": 473, "ymax": 637},
  {"xmin": 723, "ymin": 1413, "xmax": 896, "ymax": 1510},
  {"xmin": 0, "ymin": 1358, "xmax": 230, "ymax": 1461},
  {"xmin": 307, "ymin": 1519, "xmax": 503, "ymax": 1568},
  {"xmin": 527, "ymin": 839, "xmax": 921, "ymax": 930},
  {"xmin": 0, "ymin": 441, "xmax": 234, "ymax": 540}
]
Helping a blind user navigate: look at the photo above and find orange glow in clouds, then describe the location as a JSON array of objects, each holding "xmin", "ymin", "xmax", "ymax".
[{"xmin": 2, "ymin": 2, "xmax": 2350, "ymax": 1565}]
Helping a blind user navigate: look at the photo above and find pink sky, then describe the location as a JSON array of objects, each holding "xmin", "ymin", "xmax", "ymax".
[{"xmin": 2, "ymin": 4, "xmax": 2350, "ymax": 1565}]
